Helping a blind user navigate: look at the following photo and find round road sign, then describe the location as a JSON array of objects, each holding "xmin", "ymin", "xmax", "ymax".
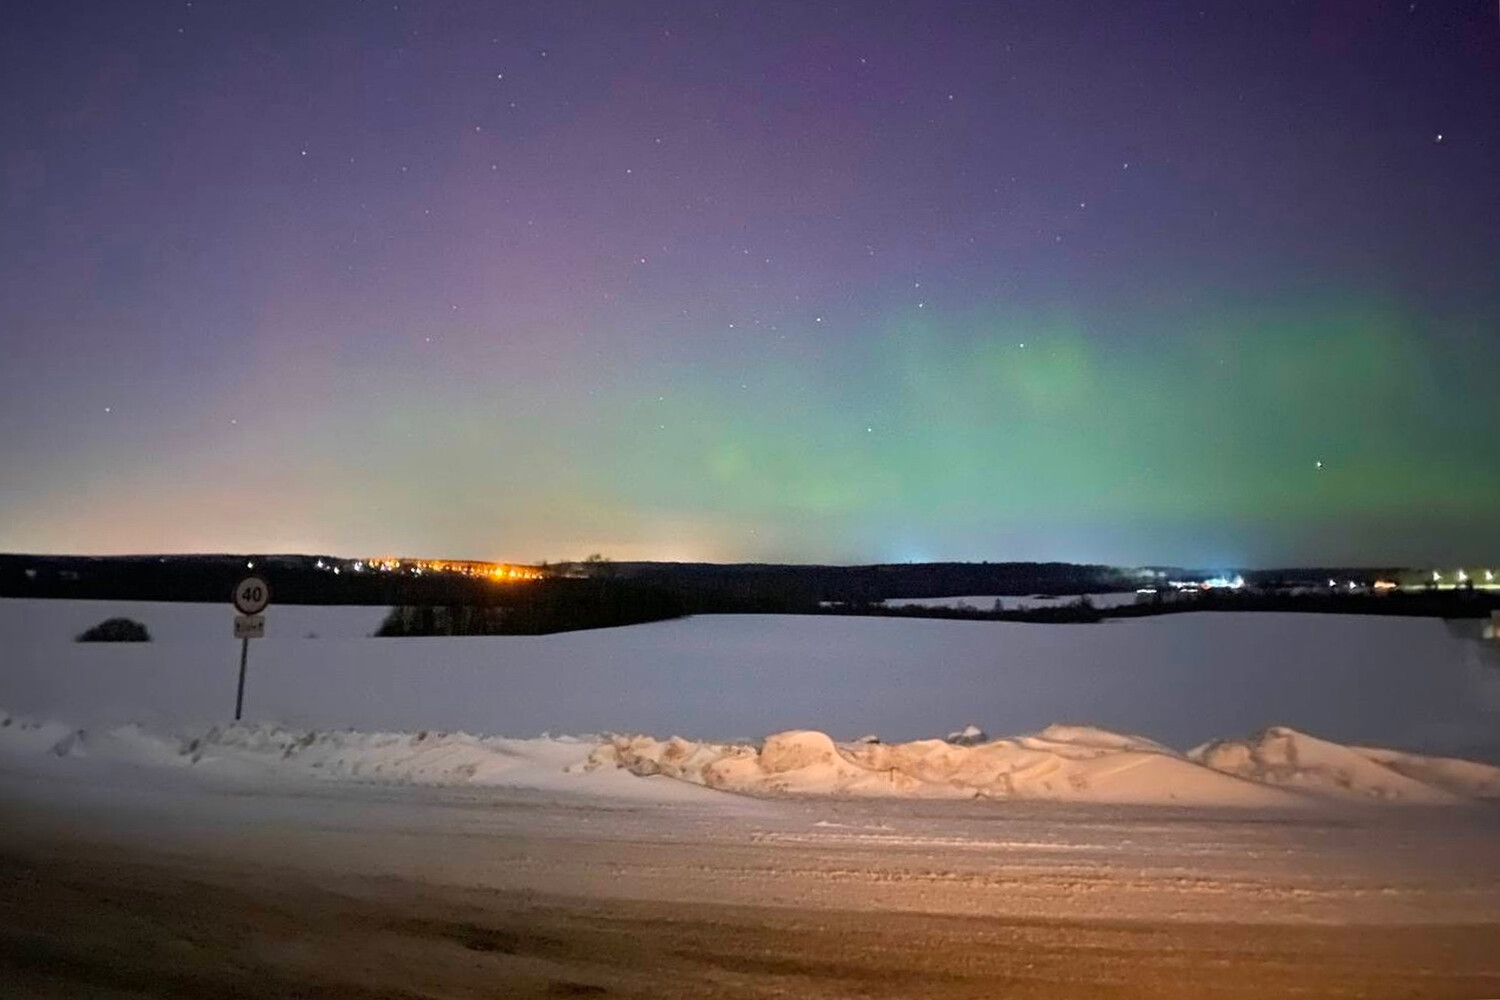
[{"xmin": 233, "ymin": 576, "xmax": 271, "ymax": 615}]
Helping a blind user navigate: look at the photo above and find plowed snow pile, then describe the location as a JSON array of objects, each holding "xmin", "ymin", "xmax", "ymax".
[
  {"xmin": 0, "ymin": 710, "xmax": 712, "ymax": 802},
  {"xmin": 591, "ymin": 723, "xmax": 1500, "ymax": 806},
  {"xmin": 592, "ymin": 727, "xmax": 1284, "ymax": 806},
  {"xmin": 1189, "ymin": 726, "xmax": 1500, "ymax": 803},
  {"xmin": 5, "ymin": 708, "xmax": 1500, "ymax": 806}
]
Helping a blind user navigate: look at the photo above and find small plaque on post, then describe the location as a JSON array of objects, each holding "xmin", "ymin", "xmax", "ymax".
[{"xmin": 233, "ymin": 614, "xmax": 265, "ymax": 639}]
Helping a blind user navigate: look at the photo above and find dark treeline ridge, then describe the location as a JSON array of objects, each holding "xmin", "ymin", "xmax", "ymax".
[
  {"xmin": 376, "ymin": 578, "xmax": 686, "ymax": 636},
  {"xmin": 1, "ymin": 554, "xmax": 499, "ymax": 606},
  {"xmin": 0, "ymin": 554, "xmax": 1147, "ymax": 608},
  {"xmin": 3, "ymin": 553, "xmax": 1495, "ymax": 635},
  {"xmin": 827, "ymin": 588, "xmax": 1500, "ymax": 624},
  {"xmin": 0, "ymin": 554, "xmax": 693, "ymax": 635},
  {"xmin": 606, "ymin": 560, "xmax": 1144, "ymax": 607}
]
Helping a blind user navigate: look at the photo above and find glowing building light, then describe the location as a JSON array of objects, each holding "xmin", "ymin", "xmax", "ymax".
[{"xmin": 1457, "ymin": 569, "xmax": 1469, "ymax": 584}]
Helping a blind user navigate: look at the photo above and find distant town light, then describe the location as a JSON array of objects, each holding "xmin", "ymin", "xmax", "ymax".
[{"xmin": 1457, "ymin": 569, "xmax": 1469, "ymax": 584}]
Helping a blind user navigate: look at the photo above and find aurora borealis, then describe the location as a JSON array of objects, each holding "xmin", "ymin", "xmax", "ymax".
[{"xmin": 2, "ymin": 2, "xmax": 1497, "ymax": 566}]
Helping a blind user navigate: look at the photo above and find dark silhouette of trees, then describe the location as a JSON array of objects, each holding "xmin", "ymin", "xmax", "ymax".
[{"xmin": 76, "ymin": 617, "xmax": 151, "ymax": 642}]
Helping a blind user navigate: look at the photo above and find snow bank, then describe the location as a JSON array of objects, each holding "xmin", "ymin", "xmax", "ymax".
[
  {"xmin": 0, "ymin": 708, "xmax": 707, "ymax": 802},
  {"xmin": 1189, "ymin": 727, "xmax": 1500, "ymax": 804},
  {"xmin": 590, "ymin": 727, "xmax": 1297, "ymax": 806},
  {"xmin": 589, "ymin": 724, "xmax": 1500, "ymax": 807},
  {"xmin": 6, "ymin": 707, "xmax": 1500, "ymax": 807},
  {"xmin": 0, "ymin": 712, "xmax": 78, "ymax": 757}
]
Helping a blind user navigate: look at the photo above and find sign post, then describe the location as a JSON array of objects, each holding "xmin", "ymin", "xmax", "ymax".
[{"xmin": 231, "ymin": 576, "xmax": 270, "ymax": 721}]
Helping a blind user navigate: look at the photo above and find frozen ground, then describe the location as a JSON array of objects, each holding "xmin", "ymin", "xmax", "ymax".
[{"xmin": 3, "ymin": 601, "xmax": 1498, "ymax": 761}]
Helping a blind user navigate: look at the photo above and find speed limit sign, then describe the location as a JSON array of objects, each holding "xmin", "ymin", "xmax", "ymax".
[{"xmin": 233, "ymin": 576, "xmax": 271, "ymax": 615}]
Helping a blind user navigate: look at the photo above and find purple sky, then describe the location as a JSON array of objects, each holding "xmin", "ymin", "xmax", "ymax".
[{"xmin": 3, "ymin": 1, "xmax": 1498, "ymax": 565}]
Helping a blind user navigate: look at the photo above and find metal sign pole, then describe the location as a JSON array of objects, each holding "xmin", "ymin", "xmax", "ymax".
[
  {"xmin": 230, "ymin": 574, "xmax": 270, "ymax": 722},
  {"xmin": 234, "ymin": 635, "xmax": 249, "ymax": 721}
]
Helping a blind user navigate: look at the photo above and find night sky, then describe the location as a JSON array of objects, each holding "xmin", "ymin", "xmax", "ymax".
[{"xmin": 3, "ymin": 1, "xmax": 1498, "ymax": 567}]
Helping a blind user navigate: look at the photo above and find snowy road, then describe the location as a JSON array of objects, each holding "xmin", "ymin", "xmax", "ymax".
[
  {"xmin": 3, "ymin": 767, "xmax": 1500, "ymax": 998},
  {"xmin": 5, "ymin": 762, "xmax": 1499, "ymax": 925}
]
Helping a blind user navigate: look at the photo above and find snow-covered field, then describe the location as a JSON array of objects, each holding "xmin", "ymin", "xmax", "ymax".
[
  {"xmin": 2, "ymin": 599, "xmax": 1497, "ymax": 764},
  {"xmin": 3, "ymin": 597, "xmax": 1500, "ymax": 809}
]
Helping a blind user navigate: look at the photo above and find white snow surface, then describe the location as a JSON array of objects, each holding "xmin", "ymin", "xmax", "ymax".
[
  {"xmin": 0, "ymin": 708, "xmax": 717, "ymax": 803},
  {"xmin": 4, "ymin": 601, "xmax": 1500, "ymax": 763},
  {"xmin": 6, "ymin": 707, "xmax": 1499, "ymax": 807},
  {"xmin": 1189, "ymin": 727, "xmax": 1500, "ymax": 804},
  {"xmin": 594, "ymin": 724, "xmax": 1500, "ymax": 806}
]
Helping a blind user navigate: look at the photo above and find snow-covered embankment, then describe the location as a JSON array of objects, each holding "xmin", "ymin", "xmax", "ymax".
[{"xmin": 4, "ymin": 709, "xmax": 1498, "ymax": 808}]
